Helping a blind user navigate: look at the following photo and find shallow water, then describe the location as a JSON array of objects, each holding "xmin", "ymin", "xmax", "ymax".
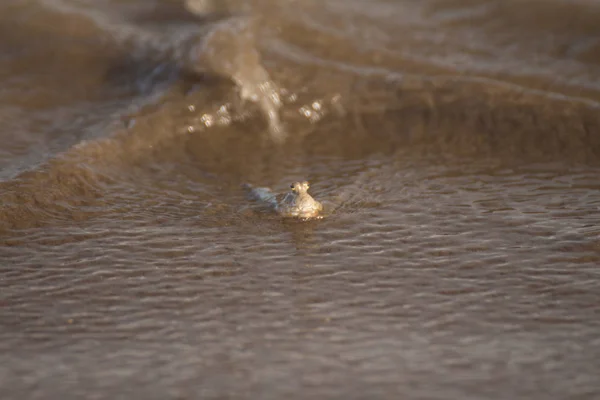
[{"xmin": 1, "ymin": 0, "xmax": 600, "ymax": 399}]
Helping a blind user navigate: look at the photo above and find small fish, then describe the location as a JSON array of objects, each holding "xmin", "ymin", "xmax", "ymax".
[{"xmin": 243, "ymin": 181, "xmax": 323, "ymax": 220}]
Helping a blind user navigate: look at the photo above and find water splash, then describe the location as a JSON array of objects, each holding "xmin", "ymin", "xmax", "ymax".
[{"xmin": 184, "ymin": 15, "xmax": 285, "ymax": 142}]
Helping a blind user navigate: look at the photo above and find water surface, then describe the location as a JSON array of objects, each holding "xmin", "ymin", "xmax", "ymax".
[{"xmin": 1, "ymin": 0, "xmax": 600, "ymax": 399}]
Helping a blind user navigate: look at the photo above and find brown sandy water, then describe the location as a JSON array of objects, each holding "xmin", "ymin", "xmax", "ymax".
[{"xmin": 1, "ymin": 0, "xmax": 600, "ymax": 398}]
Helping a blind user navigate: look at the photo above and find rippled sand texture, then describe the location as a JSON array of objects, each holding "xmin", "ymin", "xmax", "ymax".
[{"xmin": 1, "ymin": 0, "xmax": 600, "ymax": 399}]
